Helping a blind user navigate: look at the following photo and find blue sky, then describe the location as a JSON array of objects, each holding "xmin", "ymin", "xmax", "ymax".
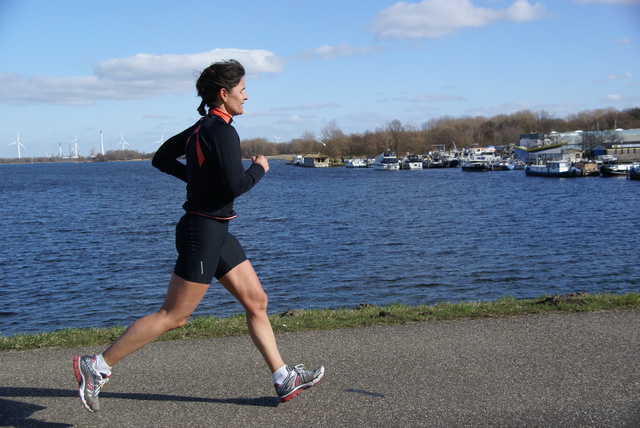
[{"xmin": 1, "ymin": 0, "xmax": 639, "ymax": 158}]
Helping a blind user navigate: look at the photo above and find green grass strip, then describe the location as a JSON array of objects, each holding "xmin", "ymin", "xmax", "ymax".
[{"xmin": 1, "ymin": 292, "xmax": 637, "ymax": 352}]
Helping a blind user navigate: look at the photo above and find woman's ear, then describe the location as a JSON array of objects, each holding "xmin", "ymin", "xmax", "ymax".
[{"xmin": 218, "ymin": 87, "xmax": 228, "ymax": 103}]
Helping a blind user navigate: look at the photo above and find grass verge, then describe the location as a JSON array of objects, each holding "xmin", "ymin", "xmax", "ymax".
[{"xmin": 1, "ymin": 292, "xmax": 638, "ymax": 352}]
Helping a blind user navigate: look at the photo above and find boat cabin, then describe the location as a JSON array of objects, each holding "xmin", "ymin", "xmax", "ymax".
[{"xmin": 302, "ymin": 153, "xmax": 330, "ymax": 167}]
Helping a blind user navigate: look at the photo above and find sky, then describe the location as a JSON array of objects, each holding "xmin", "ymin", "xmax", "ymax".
[{"xmin": 1, "ymin": 0, "xmax": 639, "ymax": 158}]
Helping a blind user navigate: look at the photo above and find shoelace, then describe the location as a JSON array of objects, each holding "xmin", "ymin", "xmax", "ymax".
[
  {"xmin": 90, "ymin": 368, "xmax": 110, "ymax": 393},
  {"xmin": 292, "ymin": 364, "xmax": 306, "ymax": 371}
]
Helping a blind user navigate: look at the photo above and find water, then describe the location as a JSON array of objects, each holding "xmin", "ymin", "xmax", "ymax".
[{"xmin": 1, "ymin": 161, "xmax": 639, "ymax": 336}]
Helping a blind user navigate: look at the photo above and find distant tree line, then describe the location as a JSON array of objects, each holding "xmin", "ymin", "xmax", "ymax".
[
  {"xmin": 93, "ymin": 150, "xmax": 154, "ymax": 162},
  {"xmin": 0, "ymin": 150, "xmax": 154, "ymax": 164},
  {"xmin": 2, "ymin": 107, "xmax": 638, "ymax": 164},
  {"xmin": 239, "ymin": 107, "xmax": 640, "ymax": 159}
]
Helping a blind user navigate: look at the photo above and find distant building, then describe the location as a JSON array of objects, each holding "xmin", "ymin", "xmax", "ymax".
[
  {"xmin": 515, "ymin": 128, "xmax": 640, "ymax": 163},
  {"xmin": 514, "ymin": 143, "xmax": 581, "ymax": 164},
  {"xmin": 606, "ymin": 129, "xmax": 640, "ymax": 162}
]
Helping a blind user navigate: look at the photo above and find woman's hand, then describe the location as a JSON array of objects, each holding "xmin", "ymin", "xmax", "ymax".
[{"xmin": 252, "ymin": 155, "xmax": 269, "ymax": 173}]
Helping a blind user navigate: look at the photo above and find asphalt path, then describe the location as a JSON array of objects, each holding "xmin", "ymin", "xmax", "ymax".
[{"xmin": 1, "ymin": 309, "xmax": 638, "ymax": 427}]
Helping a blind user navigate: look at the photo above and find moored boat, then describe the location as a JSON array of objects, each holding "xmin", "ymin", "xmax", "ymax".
[
  {"xmin": 423, "ymin": 158, "xmax": 446, "ymax": 168},
  {"xmin": 423, "ymin": 151, "xmax": 460, "ymax": 168},
  {"xmin": 345, "ymin": 158, "xmax": 368, "ymax": 168},
  {"xmin": 288, "ymin": 154, "xmax": 303, "ymax": 166},
  {"xmin": 461, "ymin": 160, "xmax": 490, "ymax": 172},
  {"xmin": 627, "ymin": 164, "xmax": 640, "ymax": 180},
  {"xmin": 460, "ymin": 149, "xmax": 500, "ymax": 172},
  {"xmin": 401, "ymin": 154, "xmax": 422, "ymax": 170},
  {"xmin": 489, "ymin": 160, "xmax": 515, "ymax": 171},
  {"xmin": 525, "ymin": 160, "xmax": 580, "ymax": 178},
  {"xmin": 373, "ymin": 152, "xmax": 400, "ymax": 170},
  {"xmin": 600, "ymin": 163, "xmax": 635, "ymax": 177},
  {"xmin": 575, "ymin": 161, "xmax": 600, "ymax": 176}
]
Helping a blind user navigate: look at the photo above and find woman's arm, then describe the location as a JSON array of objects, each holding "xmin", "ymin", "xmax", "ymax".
[
  {"xmin": 152, "ymin": 124, "xmax": 199, "ymax": 182},
  {"xmin": 207, "ymin": 123, "xmax": 266, "ymax": 197}
]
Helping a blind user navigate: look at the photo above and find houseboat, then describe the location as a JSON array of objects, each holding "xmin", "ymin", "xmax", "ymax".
[
  {"xmin": 300, "ymin": 153, "xmax": 330, "ymax": 167},
  {"xmin": 525, "ymin": 160, "xmax": 580, "ymax": 178}
]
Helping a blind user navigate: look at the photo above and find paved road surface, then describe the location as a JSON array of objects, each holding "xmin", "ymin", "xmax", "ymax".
[{"xmin": 1, "ymin": 309, "xmax": 638, "ymax": 427}]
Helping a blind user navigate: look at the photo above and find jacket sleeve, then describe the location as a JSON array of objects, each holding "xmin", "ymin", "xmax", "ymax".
[
  {"xmin": 152, "ymin": 123, "xmax": 199, "ymax": 182},
  {"xmin": 206, "ymin": 122, "xmax": 265, "ymax": 198}
]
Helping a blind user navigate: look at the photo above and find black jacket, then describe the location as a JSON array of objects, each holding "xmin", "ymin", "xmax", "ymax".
[{"xmin": 152, "ymin": 114, "xmax": 265, "ymax": 219}]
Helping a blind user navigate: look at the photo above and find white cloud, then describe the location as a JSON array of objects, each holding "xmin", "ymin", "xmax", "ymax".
[
  {"xmin": 95, "ymin": 49, "xmax": 283, "ymax": 81},
  {"xmin": 599, "ymin": 93, "xmax": 640, "ymax": 104},
  {"xmin": 0, "ymin": 49, "xmax": 283, "ymax": 106},
  {"xmin": 302, "ymin": 43, "xmax": 383, "ymax": 60},
  {"xmin": 573, "ymin": 0, "xmax": 640, "ymax": 5},
  {"xmin": 596, "ymin": 71, "xmax": 634, "ymax": 83},
  {"xmin": 371, "ymin": 0, "xmax": 549, "ymax": 40},
  {"xmin": 276, "ymin": 114, "xmax": 316, "ymax": 125}
]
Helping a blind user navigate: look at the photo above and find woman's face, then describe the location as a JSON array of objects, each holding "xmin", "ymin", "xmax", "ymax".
[{"xmin": 221, "ymin": 77, "xmax": 248, "ymax": 117}]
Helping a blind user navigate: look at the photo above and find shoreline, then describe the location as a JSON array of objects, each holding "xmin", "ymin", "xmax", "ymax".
[{"xmin": 2, "ymin": 292, "xmax": 638, "ymax": 352}]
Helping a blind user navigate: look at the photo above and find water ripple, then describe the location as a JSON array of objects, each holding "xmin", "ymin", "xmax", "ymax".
[{"xmin": 1, "ymin": 161, "xmax": 639, "ymax": 335}]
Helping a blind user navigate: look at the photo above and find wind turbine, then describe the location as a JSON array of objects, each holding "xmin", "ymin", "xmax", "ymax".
[
  {"xmin": 68, "ymin": 137, "xmax": 80, "ymax": 158},
  {"xmin": 119, "ymin": 133, "xmax": 130, "ymax": 150},
  {"xmin": 9, "ymin": 134, "xmax": 25, "ymax": 159},
  {"xmin": 100, "ymin": 131, "xmax": 105, "ymax": 155},
  {"xmin": 273, "ymin": 134, "xmax": 281, "ymax": 143},
  {"xmin": 154, "ymin": 134, "xmax": 165, "ymax": 144}
]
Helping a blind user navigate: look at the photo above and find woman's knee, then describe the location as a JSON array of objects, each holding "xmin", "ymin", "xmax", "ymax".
[
  {"xmin": 244, "ymin": 289, "xmax": 269, "ymax": 314},
  {"xmin": 157, "ymin": 309, "xmax": 191, "ymax": 331}
]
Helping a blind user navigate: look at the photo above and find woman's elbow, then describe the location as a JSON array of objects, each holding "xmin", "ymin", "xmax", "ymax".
[{"xmin": 151, "ymin": 154, "xmax": 165, "ymax": 170}]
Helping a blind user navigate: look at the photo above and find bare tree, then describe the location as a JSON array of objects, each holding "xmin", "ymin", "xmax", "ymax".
[{"xmin": 388, "ymin": 119, "xmax": 403, "ymax": 153}]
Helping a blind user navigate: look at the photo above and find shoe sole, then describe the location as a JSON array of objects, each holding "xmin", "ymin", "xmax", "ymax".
[
  {"xmin": 279, "ymin": 367, "xmax": 325, "ymax": 403},
  {"xmin": 73, "ymin": 356, "xmax": 96, "ymax": 413}
]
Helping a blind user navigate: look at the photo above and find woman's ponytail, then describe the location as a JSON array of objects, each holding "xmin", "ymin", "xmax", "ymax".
[{"xmin": 197, "ymin": 100, "xmax": 207, "ymax": 116}]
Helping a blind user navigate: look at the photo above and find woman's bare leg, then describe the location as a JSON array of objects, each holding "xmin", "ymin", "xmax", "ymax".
[
  {"xmin": 102, "ymin": 274, "xmax": 209, "ymax": 367},
  {"xmin": 218, "ymin": 260, "xmax": 285, "ymax": 372}
]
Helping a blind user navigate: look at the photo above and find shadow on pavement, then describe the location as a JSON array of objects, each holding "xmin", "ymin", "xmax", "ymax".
[{"xmin": 0, "ymin": 386, "xmax": 278, "ymax": 426}]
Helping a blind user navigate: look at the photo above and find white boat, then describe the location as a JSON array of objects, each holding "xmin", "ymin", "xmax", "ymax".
[
  {"xmin": 461, "ymin": 159, "xmax": 490, "ymax": 172},
  {"xmin": 525, "ymin": 160, "xmax": 580, "ymax": 178},
  {"xmin": 600, "ymin": 163, "xmax": 636, "ymax": 177},
  {"xmin": 401, "ymin": 154, "xmax": 422, "ymax": 170},
  {"xmin": 424, "ymin": 151, "xmax": 460, "ymax": 168},
  {"xmin": 373, "ymin": 152, "xmax": 400, "ymax": 170},
  {"xmin": 489, "ymin": 160, "xmax": 515, "ymax": 171},
  {"xmin": 461, "ymin": 154, "xmax": 500, "ymax": 172},
  {"xmin": 345, "ymin": 158, "xmax": 369, "ymax": 168}
]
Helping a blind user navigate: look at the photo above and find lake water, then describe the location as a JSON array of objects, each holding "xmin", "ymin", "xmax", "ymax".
[{"xmin": 1, "ymin": 160, "xmax": 639, "ymax": 336}]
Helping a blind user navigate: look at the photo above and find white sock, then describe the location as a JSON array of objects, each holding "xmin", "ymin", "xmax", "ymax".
[
  {"xmin": 94, "ymin": 354, "xmax": 112, "ymax": 376},
  {"xmin": 272, "ymin": 365, "xmax": 289, "ymax": 385}
]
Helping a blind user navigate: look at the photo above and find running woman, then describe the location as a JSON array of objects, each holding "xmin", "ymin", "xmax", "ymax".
[{"xmin": 73, "ymin": 59, "xmax": 324, "ymax": 412}]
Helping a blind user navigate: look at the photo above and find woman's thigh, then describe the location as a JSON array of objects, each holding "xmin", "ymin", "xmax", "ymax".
[
  {"xmin": 218, "ymin": 260, "xmax": 267, "ymax": 310},
  {"xmin": 160, "ymin": 273, "xmax": 210, "ymax": 318}
]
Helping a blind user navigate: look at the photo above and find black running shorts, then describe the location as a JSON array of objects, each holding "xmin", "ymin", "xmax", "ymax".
[{"xmin": 173, "ymin": 213, "xmax": 248, "ymax": 284}]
